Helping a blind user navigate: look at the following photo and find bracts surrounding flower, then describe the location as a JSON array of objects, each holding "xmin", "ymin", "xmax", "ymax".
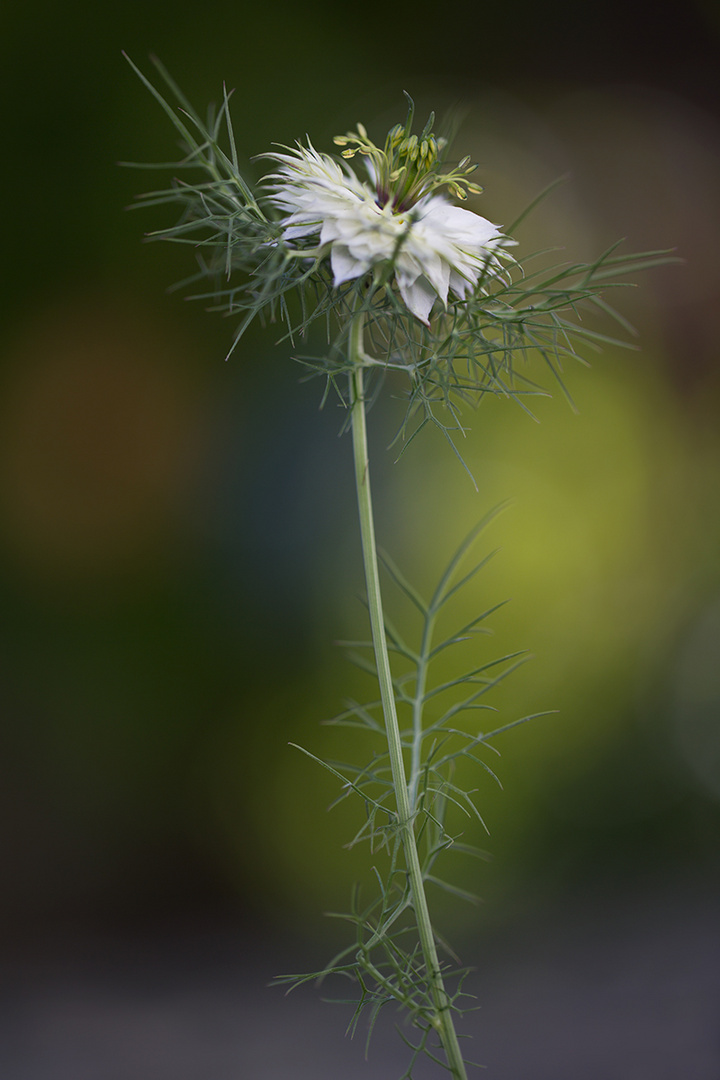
[{"xmin": 124, "ymin": 53, "xmax": 675, "ymax": 428}]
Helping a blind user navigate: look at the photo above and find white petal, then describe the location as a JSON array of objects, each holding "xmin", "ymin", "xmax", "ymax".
[
  {"xmin": 449, "ymin": 268, "xmax": 473, "ymax": 299},
  {"xmin": 330, "ymin": 245, "xmax": 367, "ymax": 285},
  {"xmin": 410, "ymin": 245, "xmax": 450, "ymax": 304},
  {"xmin": 397, "ymin": 275, "xmax": 437, "ymax": 325},
  {"xmin": 421, "ymin": 198, "xmax": 501, "ymax": 247},
  {"xmin": 283, "ymin": 221, "xmax": 321, "ymax": 241}
]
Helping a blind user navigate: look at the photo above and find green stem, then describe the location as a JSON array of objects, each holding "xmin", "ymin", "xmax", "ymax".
[
  {"xmin": 408, "ymin": 609, "xmax": 434, "ymax": 814},
  {"xmin": 348, "ymin": 314, "xmax": 468, "ymax": 1080}
]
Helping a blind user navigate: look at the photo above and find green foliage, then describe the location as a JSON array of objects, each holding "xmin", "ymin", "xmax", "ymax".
[{"xmin": 278, "ymin": 510, "xmax": 550, "ymax": 1074}]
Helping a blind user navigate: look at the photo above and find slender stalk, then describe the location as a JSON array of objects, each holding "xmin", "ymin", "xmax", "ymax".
[
  {"xmin": 348, "ymin": 313, "xmax": 468, "ymax": 1080},
  {"xmin": 408, "ymin": 612, "xmax": 434, "ymax": 814}
]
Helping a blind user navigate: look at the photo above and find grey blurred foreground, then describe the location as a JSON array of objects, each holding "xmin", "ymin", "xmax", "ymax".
[{"xmin": 2, "ymin": 879, "xmax": 718, "ymax": 1080}]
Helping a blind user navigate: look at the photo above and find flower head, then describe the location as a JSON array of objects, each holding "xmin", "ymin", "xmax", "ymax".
[{"xmin": 264, "ymin": 102, "xmax": 511, "ymax": 324}]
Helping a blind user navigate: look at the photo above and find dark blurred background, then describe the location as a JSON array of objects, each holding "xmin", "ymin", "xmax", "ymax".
[{"xmin": 1, "ymin": 1, "xmax": 719, "ymax": 1076}]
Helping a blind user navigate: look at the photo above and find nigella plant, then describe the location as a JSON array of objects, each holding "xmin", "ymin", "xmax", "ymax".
[{"xmin": 123, "ymin": 55, "xmax": 673, "ymax": 1079}]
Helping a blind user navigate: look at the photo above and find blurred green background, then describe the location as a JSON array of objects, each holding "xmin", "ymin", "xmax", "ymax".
[{"xmin": 0, "ymin": 0, "xmax": 719, "ymax": 954}]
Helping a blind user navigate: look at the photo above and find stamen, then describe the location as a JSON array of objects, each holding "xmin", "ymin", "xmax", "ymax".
[{"xmin": 334, "ymin": 107, "xmax": 482, "ymax": 213}]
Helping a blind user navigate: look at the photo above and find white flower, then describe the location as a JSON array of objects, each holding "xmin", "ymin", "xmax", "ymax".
[{"xmin": 264, "ymin": 144, "xmax": 509, "ymax": 325}]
